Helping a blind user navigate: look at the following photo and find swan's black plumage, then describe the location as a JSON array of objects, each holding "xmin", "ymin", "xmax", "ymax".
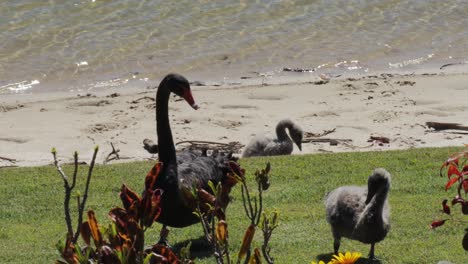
[
  {"xmin": 325, "ymin": 168, "xmax": 391, "ymax": 259},
  {"xmin": 152, "ymin": 73, "xmax": 233, "ymax": 228}
]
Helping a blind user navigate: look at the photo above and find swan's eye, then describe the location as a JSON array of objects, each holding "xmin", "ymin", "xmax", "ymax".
[{"xmin": 171, "ymin": 85, "xmax": 184, "ymax": 97}]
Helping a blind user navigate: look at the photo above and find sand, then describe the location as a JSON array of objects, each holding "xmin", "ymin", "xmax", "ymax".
[{"xmin": 1, "ymin": 72, "xmax": 467, "ymax": 167}]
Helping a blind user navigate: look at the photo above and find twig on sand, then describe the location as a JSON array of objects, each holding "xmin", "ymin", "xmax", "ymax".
[
  {"xmin": 283, "ymin": 67, "xmax": 315, "ymax": 73},
  {"xmin": 368, "ymin": 136, "xmax": 390, "ymax": 144},
  {"xmin": 104, "ymin": 142, "xmax": 120, "ymax": 164},
  {"xmin": 131, "ymin": 96, "xmax": 155, "ymax": 104},
  {"xmin": 440, "ymin": 62, "xmax": 468, "ymax": 70},
  {"xmin": 176, "ymin": 140, "xmax": 244, "ymax": 153},
  {"xmin": 426, "ymin": 122, "xmax": 468, "ymax": 132},
  {"xmin": 304, "ymin": 128, "xmax": 336, "ymax": 138},
  {"xmin": 302, "ymin": 138, "xmax": 352, "ymax": 146},
  {"xmin": 0, "ymin": 156, "xmax": 16, "ymax": 163},
  {"xmin": 303, "ymin": 128, "xmax": 350, "ymax": 146}
]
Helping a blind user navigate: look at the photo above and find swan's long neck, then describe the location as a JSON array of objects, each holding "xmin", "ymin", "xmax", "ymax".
[
  {"xmin": 276, "ymin": 119, "xmax": 292, "ymax": 141},
  {"xmin": 365, "ymin": 184, "xmax": 389, "ymax": 217},
  {"xmin": 156, "ymin": 85, "xmax": 177, "ymax": 164}
]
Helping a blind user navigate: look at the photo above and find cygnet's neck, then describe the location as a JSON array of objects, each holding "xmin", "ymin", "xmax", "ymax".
[
  {"xmin": 276, "ymin": 119, "xmax": 294, "ymax": 141},
  {"xmin": 365, "ymin": 184, "xmax": 389, "ymax": 216}
]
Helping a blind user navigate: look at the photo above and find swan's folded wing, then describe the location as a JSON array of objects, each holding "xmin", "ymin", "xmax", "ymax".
[{"xmin": 242, "ymin": 135, "xmax": 274, "ymax": 157}]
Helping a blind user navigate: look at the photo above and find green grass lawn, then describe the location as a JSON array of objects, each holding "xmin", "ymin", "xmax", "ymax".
[{"xmin": 0, "ymin": 147, "xmax": 467, "ymax": 263}]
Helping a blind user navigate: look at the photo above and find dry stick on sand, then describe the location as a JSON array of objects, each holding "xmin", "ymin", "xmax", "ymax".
[
  {"xmin": 0, "ymin": 156, "xmax": 17, "ymax": 168},
  {"xmin": 0, "ymin": 156, "xmax": 16, "ymax": 163},
  {"xmin": 426, "ymin": 122, "xmax": 468, "ymax": 132},
  {"xmin": 175, "ymin": 140, "xmax": 244, "ymax": 153},
  {"xmin": 304, "ymin": 128, "xmax": 336, "ymax": 138},
  {"xmin": 104, "ymin": 142, "xmax": 120, "ymax": 164},
  {"xmin": 302, "ymin": 138, "xmax": 352, "ymax": 146},
  {"xmin": 302, "ymin": 128, "xmax": 352, "ymax": 146},
  {"xmin": 131, "ymin": 96, "xmax": 155, "ymax": 104},
  {"xmin": 368, "ymin": 136, "xmax": 390, "ymax": 144}
]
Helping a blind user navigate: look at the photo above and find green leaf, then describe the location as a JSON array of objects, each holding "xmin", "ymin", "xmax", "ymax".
[
  {"xmin": 204, "ymin": 203, "xmax": 214, "ymax": 211},
  {"xmin": 179, "ymin": 241, "xmax": 192, "ymax": 260},
  {"xmin": 208, "ymin": 180, "xmax": 217, "ymax": 194},
  {"xmin": 109, "ymin": 223, "xmax": 117, "ymax": 237},
  {"xmin": 143, "ymin": 253, "xmax": 153, "ymax": 264},
  {"xmin": 116, "ymin": 250, "xmax": 125, "ymax": 264},
  {"xmin": 192, "ymin": 211, "xmax": 201, "ymax": 219},
  {"xmin": 55, "ymin": 239, "xmax": 65, "ymax": 253},
  {"xmin": 74, "ymin": 243, "xmax": 84, "ymax": 262}
]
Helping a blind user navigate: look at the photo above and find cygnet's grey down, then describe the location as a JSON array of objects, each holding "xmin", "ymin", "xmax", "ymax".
[
  {"xmin": 242, "ymin": 119, "xmax": 303, "ymax": 157},
  {"xmin": 325, "ymin": 168, "xmax": 391, "ymax": 260}
]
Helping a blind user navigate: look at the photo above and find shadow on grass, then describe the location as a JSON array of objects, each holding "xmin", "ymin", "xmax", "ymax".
[
  {"xmin": 172, "ymin": 236, "xmax": 213, "ymax": 260},
  {"xmin": 316, "ymin": 253, "xmax": 382, "ymax": 264}
]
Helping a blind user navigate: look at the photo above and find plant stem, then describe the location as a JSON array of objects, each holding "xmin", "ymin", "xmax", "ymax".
[
  {"xmin": 52, "ymin": 151, "xmax": 74, "ymax": 238},
  {"xmin": 73, "ymin": 147, "xmax": 98, "ymax": 243}
]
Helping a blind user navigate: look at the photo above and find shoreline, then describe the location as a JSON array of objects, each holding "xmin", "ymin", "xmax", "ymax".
[
  {"xmin": 1, "ymin": 71, "xmax": 467, "ymax": 167},
  {"xmin": 2, "ymin": 61, "xmax": 467, "ymax": 97}
]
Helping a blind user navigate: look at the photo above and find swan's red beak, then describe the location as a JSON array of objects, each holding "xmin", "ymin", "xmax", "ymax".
[{"xmin": 183, "ymin": 89, "xmax": 199, "ymax": 110}]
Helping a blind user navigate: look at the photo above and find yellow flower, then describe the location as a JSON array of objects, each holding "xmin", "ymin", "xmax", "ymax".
[
  {"xmin": 329, "ymin": 252, "xmax": 362, "ymax": 264},
  {"xmin": 311, "ymin": 261, "xmax": 327, "ymax": 264}
]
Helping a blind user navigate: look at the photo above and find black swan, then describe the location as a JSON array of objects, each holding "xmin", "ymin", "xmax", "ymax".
[
  {"xmin": 242, "ymin": 119, "xmax": 303, "ymax": 157},
  {"xmin": 150, "ymin": 73, "xmax": 235, "ymax": 241},
  {"xmin": 324, "ymin": 168, "xmax": 391, "ymax": 260}
]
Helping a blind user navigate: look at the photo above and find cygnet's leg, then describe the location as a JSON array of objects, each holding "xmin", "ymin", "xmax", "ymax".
[
  {"xmin": 158, "ymin": 225, "xmax": 170, "ymax": 245},
  {"xmin": 332, "ymin": 232, "xmax": 341, "ymax": 254},
  {"xmin": 368, "ymin": 243, "xmax": 376, "ymax": 260}
]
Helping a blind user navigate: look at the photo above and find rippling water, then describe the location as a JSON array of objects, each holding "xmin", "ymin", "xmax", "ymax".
[{"xmin": 1, "ymin": 0, "xmax": 467, "ymax": 94}]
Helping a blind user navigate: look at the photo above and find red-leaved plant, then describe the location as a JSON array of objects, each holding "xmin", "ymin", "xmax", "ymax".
[
  {"xmin": 431, "ymin": 147, "xmax": 468, "ymax": 251},
  {"xmin": 54, "ymin": 147, "xmax": 276, "ymax": 263},
  {"xmin": 54, "ymin": 147, "xmax": 186, "ymax": 264},
  {"xmin": 194, "ymin": 162, "xmax": 278, "ymax": 264}
]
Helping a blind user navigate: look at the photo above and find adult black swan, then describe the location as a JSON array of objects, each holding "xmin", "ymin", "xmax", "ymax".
[
  {"xmin": 150, "ymin": 73, "xmax": 237, "ymax": 243},
  {"xmin": 242, "ymin": 119, "xmax": 303, "ymax": 157}
]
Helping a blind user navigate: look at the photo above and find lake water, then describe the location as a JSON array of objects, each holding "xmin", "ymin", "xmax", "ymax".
[{"xmin": 1, "ymin": 0, "xmax": 467, "ymax": 95}]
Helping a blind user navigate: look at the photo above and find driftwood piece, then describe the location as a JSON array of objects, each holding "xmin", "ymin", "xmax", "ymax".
[
  {"xmin": 440, "ymin": 62, "xmax": 468, "ymax": 70},
  {"xmin": 302, "ymin": 138, "xmax": 352, "ymax": 146},
  {"xmin": 304, "ymin": 128, "xmax": 336, "ymax": 138},
  {"xmin": 302, "ymin": 128, "xmax": 350, "ymax": 146},
  {"xmin": 104, "ymin": 142, "xmax": 120, "ymax": 164},
  {"xmin": 368, "ymin": 136, "xmax": 390, "ymax": 144},
  {"xmin": 283, "ymin": 67, "xmax": 315, "ymax": 73},
  {"xmin": 0, "ymin": 156, "xmax": 16, "ymax": 163},
  {"xmin": 131, "ymin": 96, "xmax": 155, "ymax": 104},
  {"xmin": 426, "ymin": 122, "xmax": 468, "ymax": 131}
]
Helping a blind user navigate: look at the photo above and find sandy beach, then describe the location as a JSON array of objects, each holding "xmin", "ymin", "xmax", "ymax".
[{"xmin": 1, "ymin": 72, "xmax": 467, "ymax": 167}]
